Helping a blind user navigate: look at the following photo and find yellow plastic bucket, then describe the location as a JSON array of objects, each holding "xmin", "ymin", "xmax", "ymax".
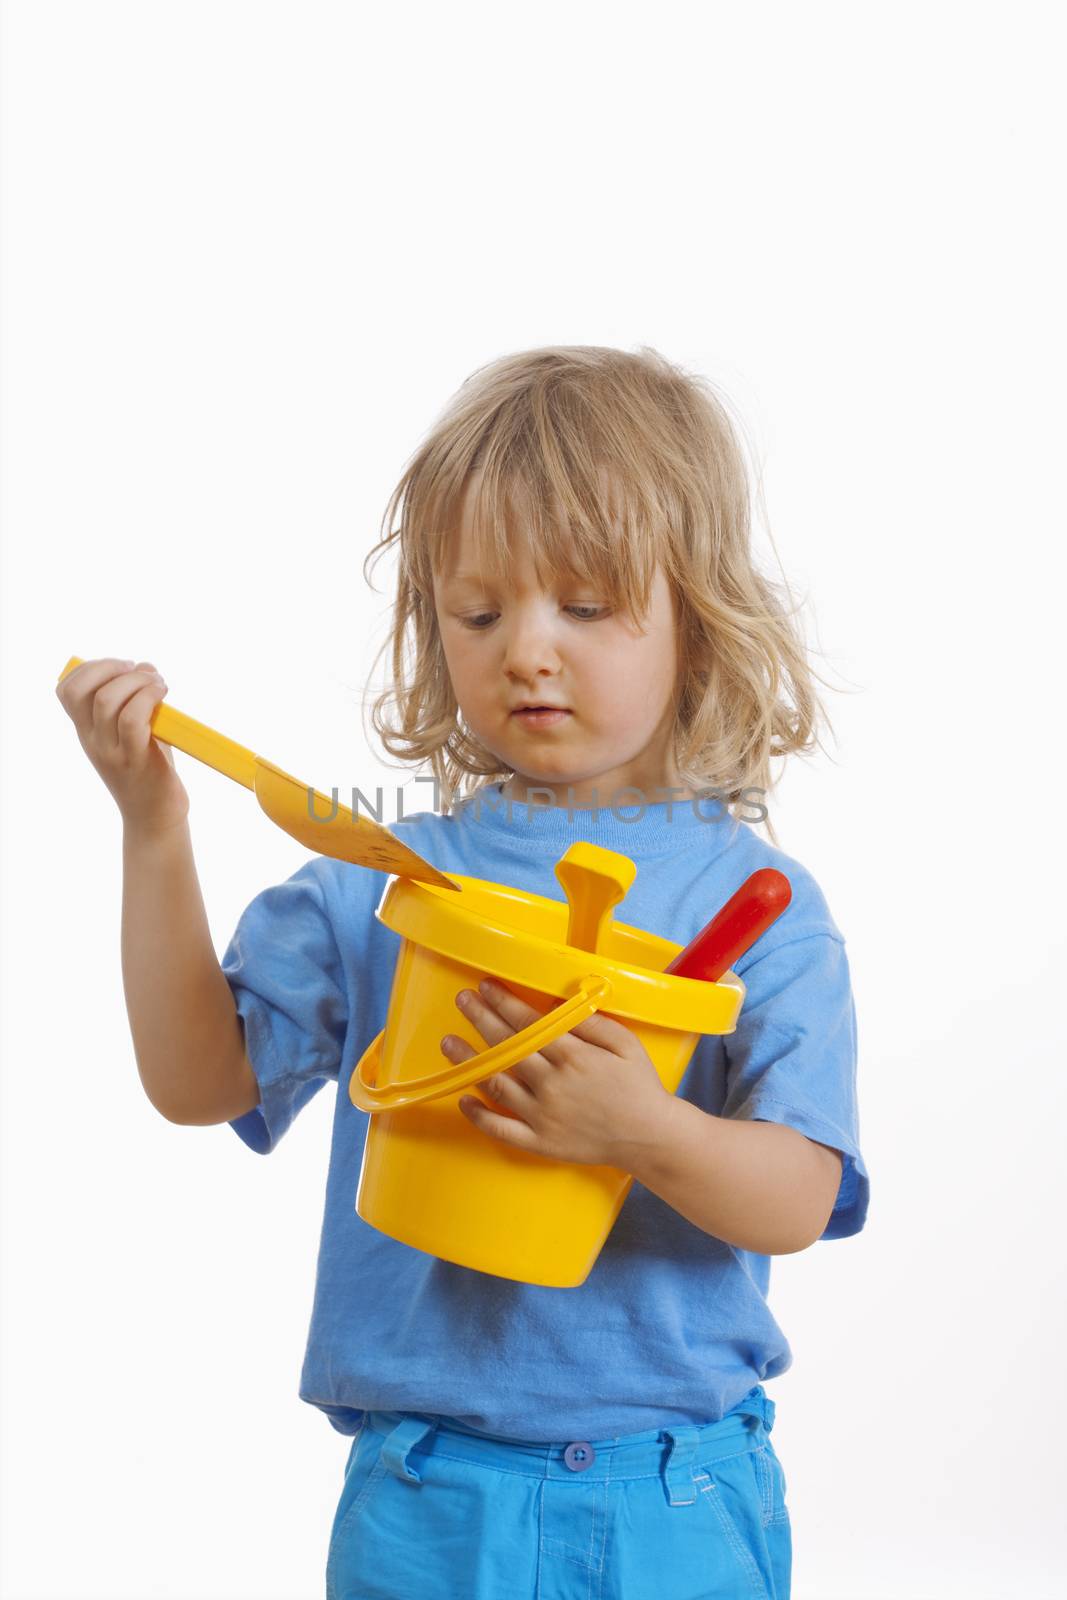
[{"xmin": 349, "ymin": 848, "xmax": 745, "ymax": 1287}]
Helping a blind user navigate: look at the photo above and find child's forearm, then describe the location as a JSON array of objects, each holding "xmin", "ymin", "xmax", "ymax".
[
  {"xmin": 121, "ymin": 818, "xmax": 257, "ymax": 1125},
  {"xmin": 623, "ymin": 1096, "xmax": 843, "ymax": 1254}
]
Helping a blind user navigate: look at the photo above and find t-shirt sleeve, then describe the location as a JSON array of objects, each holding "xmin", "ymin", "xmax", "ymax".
[
  {"xmin": 721, "ymin": 933, "xmax": 870, "ymax": 1240},
  {"xmin": 220, "ymin": 857, "xmax": 349, "ymax": 1156}
]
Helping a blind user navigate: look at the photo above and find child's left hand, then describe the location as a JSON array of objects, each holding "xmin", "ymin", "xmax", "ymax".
[{"xmin": 441, "ymin": 978, "xmax": 674, "ymax": 1169}]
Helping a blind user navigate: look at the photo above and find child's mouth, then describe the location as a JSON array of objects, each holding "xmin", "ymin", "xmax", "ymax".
[{"xmin": 511, "ymin": 708, "xmax": 571, "ymax": 727}]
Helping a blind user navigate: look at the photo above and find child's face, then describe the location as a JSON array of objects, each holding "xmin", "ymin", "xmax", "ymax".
[{"xmin": 432, "ymin": 473, "xmax": 694, "ymax": 809}]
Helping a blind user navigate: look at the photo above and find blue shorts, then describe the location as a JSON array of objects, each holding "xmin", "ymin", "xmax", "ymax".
[{"xmin": 325, "ymin": 1384, "xmax": 791, "ymax": 1599}]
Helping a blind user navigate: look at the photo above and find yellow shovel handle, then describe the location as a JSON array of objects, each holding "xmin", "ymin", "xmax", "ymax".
[
  {"xmin": 58, "ymin": 656, "xmax": 258, "ymax": 789},
  {"xmin": 349, "ymin": 974, "xmax": 614, "ymax": 1112}
]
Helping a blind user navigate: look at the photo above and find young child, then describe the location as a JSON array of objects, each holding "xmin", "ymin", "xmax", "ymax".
[{"xmin": 57, "ymin": 344, "xmax": 869, "ymax": 1600}]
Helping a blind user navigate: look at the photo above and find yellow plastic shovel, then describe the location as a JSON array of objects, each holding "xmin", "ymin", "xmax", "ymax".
[{"xmin": 56, "ymin": 656, "xmax": 460, "ymax": 890}]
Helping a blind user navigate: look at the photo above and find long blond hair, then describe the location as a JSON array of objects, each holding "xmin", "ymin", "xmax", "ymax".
[{"xmin": 361, "ymin": 344, "xmax": 845, "ymax": 847}]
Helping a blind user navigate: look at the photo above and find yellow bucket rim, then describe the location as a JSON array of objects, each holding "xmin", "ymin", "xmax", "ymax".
[{"xmin": 377, "ymin": 871, "xmax": 745, "ymax": 1034}]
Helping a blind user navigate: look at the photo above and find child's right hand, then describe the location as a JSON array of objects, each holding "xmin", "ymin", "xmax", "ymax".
[{"xmin": 56, "ymin": 657, "xmax": 190, "ymax": 837}]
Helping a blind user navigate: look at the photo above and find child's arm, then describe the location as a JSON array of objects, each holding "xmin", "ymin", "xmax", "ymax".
[
  {"xmin": 57, "ymin": 656, "xmax": 259, "ymax": 1126},
  {"xmin": 626, "ymin": 1100, "xmax": 843, "ymax": 1255},
  {"xmin": 122, "ymin": 817, "xmax": 260, "ymax": 1125}
]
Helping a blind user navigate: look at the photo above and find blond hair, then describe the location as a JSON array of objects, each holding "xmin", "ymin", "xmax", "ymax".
[{"xmin": 361, "ymin": 344, "xmax": 845, "ymax": 847}]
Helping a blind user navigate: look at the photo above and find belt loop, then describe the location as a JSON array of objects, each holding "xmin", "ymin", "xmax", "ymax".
[
  {"xmin": 661, "ymin": 1425, "xmax": 701, "ymax": 1506},
  {"xmin": 734, "ymin": 1385, "xmax": 776, "ymax": 1435},
  {"xmin": 381, "ymin": 1417, "xmax": 438, "ymax": 1483}
]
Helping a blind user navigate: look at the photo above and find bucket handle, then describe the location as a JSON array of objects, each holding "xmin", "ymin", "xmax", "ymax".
[{"xmin": 349, "ymin": 974, "xmax": 614, "ymax": 1113}]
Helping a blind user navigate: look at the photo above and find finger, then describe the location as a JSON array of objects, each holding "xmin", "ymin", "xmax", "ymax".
[
  {"xmin": 457, "ymin": 1092, "xmax": 537, "ymax": 1151},
  {"xmin": 481, "ymin": 979, "xmax": 634, "ymax": 1059},
  {"xmin": 57, "ymin": 656, "xmax": 134, "ymax": 698},
  {"xmin": 439, "ymin": 1032, "xmax": 536, "ymax": 1111},
  {"xmin": 93, "ymin": 667, "xmax": 167, "ymax": 755},
  {"xmin": 115, "ymin": 672, "xmax": 169, "ymax": 758},
  {"xmin": 561, "ymin": 1008, "xmax": 638, "ymax": 1054},
  {"xmin": 56, "ymin": 657, "xmax": 137, "ymax": 733},
  {"xmin": 454, "ymin": 988, "xmax": 548, "ymax": 1087},
  {"xmin": 473, "ymin": 979, "xmax": 572, "ymax": 1069}
]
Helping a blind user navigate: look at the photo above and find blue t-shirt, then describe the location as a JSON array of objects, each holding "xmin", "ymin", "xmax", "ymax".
[{"xmin": 221, "ymin": 783, "xmax": 869, "ymax": 1443}]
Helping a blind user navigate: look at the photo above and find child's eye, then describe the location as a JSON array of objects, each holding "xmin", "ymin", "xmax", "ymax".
[{"xmin": 459, "ymin": 605, "xmax": 610, "ymax": 630}]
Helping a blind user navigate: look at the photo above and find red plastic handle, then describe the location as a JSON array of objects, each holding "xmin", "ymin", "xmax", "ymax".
[{"xmin": 665, "ymin": 869, "xmax": 792, "ymax": 982}]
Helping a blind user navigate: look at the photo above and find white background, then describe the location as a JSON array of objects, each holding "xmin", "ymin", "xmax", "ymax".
[{"xmin": 2, "ymin": 2, "xmax": 1065, "ymax": 1597}]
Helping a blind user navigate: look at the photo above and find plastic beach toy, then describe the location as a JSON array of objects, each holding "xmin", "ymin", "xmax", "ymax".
[
  {"xmin": 56, "ymin": 656, "xmax": 458, "ymax": 889},
  {"xmin": 349, "ymin": 839, "xmax": 747, "ymax": 1287}
]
